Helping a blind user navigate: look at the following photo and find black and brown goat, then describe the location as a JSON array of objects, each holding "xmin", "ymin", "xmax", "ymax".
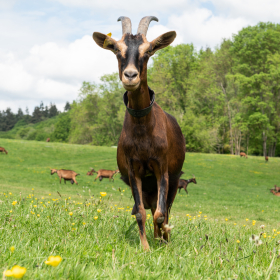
[
  {"xmin": 0, "ymin": 147, "xmax": 8, "ymax": 154},
  {"xmin": 265, "ymin": 156, "xmax": 268, "ymax": 162},
  {"xmin": 46, "ymin": 138, "xmax": 50, "ymax": 142},
  {"xmin": 178, "ymin": 177, "xmax": 197, "ymax": 194},
  {"xmin": 270, "ymin": 189, "xmax": 280, "ymax": 197},
  {"xmin": 93, "ymin": 16, "xmax": 185, "ymax": 250},
  {"xmin": 50, "ymin": 169, "xmax": 80, "ymax": 185},
  {"xmin": 94, "ymin": 169, "xmax": 119, "ymax": 182}
]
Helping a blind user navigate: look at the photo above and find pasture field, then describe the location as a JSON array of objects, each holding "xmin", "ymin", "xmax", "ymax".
[{"xmin": 1, "ymin": 138, "xmax": 280, "ymax": 279}]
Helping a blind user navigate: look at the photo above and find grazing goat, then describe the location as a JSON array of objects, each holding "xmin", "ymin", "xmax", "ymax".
[
  {"xmin": 178, "ymin": 177, "xmax": 197, "ymax": 194},
  {"xmin": 86, "ymin": 168, "xmax": 96, "ymax": 176},
  {"xmin": 46, "ymin": 138, "xmax": 50, "ymax": 142},
  {"xmin": 265, "ymin": 156, "xmax": 268, "ymax": 162},
  {"xmin": 0, "ymin": 147, "xmax": 8, "ymax": 154},
  {"xmin": 270, "ymin": 189, "xmax": 280, "ymax": 197},
  {"xmin": 93, "ymin": 16, "xmax": 185, "ymax": 250},
  {"xmin": 50, "ymin": 169, "xmax": 80, "ymax": 185},
  {"xmin": 273, "ymin": 185, "xmax": 280, "ymax": 192},
  {"xmin": 94, "ymin": 169, "xmax": 119, "ymax": 182},
  {"xmin": 240, "ymin": 152, "xmax": 247, "ymax": 158}
]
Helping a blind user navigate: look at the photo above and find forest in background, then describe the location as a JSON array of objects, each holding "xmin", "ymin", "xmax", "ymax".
[{"xmin": 1, "ymin": 22, "xmax": 280, "ymax": 156}]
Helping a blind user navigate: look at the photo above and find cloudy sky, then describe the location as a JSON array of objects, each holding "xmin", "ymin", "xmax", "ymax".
[{"xmin": 0, "ymin": 0, "xmax": 278, "ymax": 112}]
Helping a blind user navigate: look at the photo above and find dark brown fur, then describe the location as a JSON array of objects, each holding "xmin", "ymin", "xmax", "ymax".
[
  {"xmin": 265, "ymin": 156, "xmax": 268, "ymax": 162},
  {"xmin": 178, "ymin": 178, "xmax": 197, "ymax": 194},
  {"xmin": 270, "ymin": 189, "xmax": 280, "ymax": 196},
  {"xmin": 50, "ymin": 169, "xmax": 80, "ymax": 185},
  {"xmin": 0, "ymin": 147, "xmax": 8, "ymax": 154},
  {"xmin": 86, "ymin": 168, "xmax": 96, "ymax": 176},
  {"xmin": 46, "ymin": 138, "xmax": 50, "ymax": 142},
  {"xmin": 93, "ymin": 17, "xmax": 185, "ymax": 250}
]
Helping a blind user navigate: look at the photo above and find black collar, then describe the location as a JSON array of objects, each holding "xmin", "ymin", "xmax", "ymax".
[{"xmin": 123, "ymin": 87, "xmax": 155, "ymax": 118}]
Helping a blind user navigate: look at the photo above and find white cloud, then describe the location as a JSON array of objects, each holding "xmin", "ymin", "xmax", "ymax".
[
  {"xmin": 0, "ymin": 36, "xmax": 118, "ymax": 111},
  {"xmin": 168, "ymin": 8, "xmax": 249, "ymax": 49}
]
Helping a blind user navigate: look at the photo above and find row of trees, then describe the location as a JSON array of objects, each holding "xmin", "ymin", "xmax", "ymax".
[
  {"xmin": 68, "ymin": 22, "xmax": 280, "ymax": 156},
  {"xmin": 0, "ymin": 102, "xmax": 71, "ymax": 132},
  {"xmin": 2, "ymin": 22, "xmax": 280, "ymax": 156}
]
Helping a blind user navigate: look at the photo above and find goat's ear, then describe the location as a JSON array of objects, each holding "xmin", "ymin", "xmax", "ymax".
[
  {"xmin": 92, "ymin": 32, "xmax": 117, "ymax": 52},
  {"xmin": 150, "ymin": 31, "xmax": 176, "ymax": 55}
]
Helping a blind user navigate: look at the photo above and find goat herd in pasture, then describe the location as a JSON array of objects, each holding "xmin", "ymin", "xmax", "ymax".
[{"xmin": 0, "ymin": 15, "xmax": 278, "ymax": 250}]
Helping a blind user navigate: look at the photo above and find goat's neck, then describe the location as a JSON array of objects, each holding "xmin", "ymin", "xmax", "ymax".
[{"xmin": 127, "ymin": 82, "xmax": 150, "ymax": 111}]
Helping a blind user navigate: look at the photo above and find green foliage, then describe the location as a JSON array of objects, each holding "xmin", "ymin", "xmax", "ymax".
[{"xmin": 52, "ymin": 113, "xmax": 71, "ymax": 142}]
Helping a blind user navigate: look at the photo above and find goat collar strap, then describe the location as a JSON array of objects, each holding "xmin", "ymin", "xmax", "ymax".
[{"xmin": 123, "ymin": 87, "xmax": 155, "ymax": 118}]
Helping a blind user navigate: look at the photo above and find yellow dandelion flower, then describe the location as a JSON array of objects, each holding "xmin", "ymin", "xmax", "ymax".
[
  {"xmin": 234, "ymin": 223, "xmax": 237, "ymax": 225},
  {"xmin": 186, "ymin": 214, "xmax": 189, "ymax": 216},
  {"xmin": 273, "ymin": 229, "xmax": 277, "ymax": 232},
  {"xmin": 12, "ymin": 201, "xmax": 17, "ymax": 206},
  {"xmin": 83, "ymin": 222, "xmax": 86, "ymax": 225},
  {"xmin": 10, "ymin": 246, "xmax": 15, "ymax": 253},
  {"xmin": 33, "ymin": 205, "xmax": 37, "ymax": 208},
  {"xmin": 5, "ymin": 265, "xmax": 27, "ymax": 279},
  {"xmin": 199, "ymin": 211, "xmax": 202, "ymax": 214},
  {"xmin": 246, "ymin": 218, "xmax": 249, "ymax": 221},
  {"xmin": 97, "ymin": 209, "xmax": 102, "ymax": 213},
  {"xmin": 205, "ymin": 218, "xmax": 207, "ymax": 220},
  {"xmin": 69, "ymin": 212, "xmax": 73, "ymax": 216},
  {"xmin": 94, "ymin": 216, "xmax": 98, "ymax": 220},
  {"xmin": 45, "ymin": 256, "xmax": 62, "ymax": 267},
  {"xmin": 72, "ymin": 223, "xmax": 75, "ymax": 225},
  {"xmin": 225, "ymin": 218, "xmax": 228, "ymax": 221},
  {"xmin": 204, "ymin": 215, "xmax": 207, "ymax": 218},
  {"xmin": 37, "ymin": 214, "xmax": 40, "ymax": 217},
  {"xmin": 236, "ymin": 240, "xmax": 240, "ymax": 243}
]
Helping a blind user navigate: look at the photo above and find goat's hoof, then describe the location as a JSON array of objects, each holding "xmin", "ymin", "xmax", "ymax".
[{"xmin": 157, "ymin": 216, "xmax": 164, "ymax": 224}]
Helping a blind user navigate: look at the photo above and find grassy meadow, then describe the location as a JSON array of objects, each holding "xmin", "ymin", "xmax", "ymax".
[{"xmin": 1, "ymin": 138, "xmax": 280, "ymax": 279}]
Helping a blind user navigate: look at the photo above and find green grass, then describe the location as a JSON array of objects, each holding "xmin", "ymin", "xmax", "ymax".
[{"xmin": 1, "ymin": 138, "xmax": 280, "ymax": 279}]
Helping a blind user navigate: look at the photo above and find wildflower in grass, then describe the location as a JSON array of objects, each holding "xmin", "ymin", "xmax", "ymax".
[
  {"xmin": 236, "ymin": 240, "xmax": 240, "ymax": 243},
  {"xmin": 37, "ymin": 214, "xmax": 40, "ymax": 217},
  {"xmin": 186, "ymin": 214, "xmax": 189, "ymax": 217},
  {"xmin": 204, "ymin": 215, "xmax": 207, "ymax": 218},
  {"xmin": 198, "ymin": 215, "xmax": 200, "ymax": 217},
  {"xmin": 249, "ymin": 235, "xmax": 259, "ymax": 242},
  {"xmin": 199, "ymin": 211, "xmax": 202, "ymax": 214},
  {"xmin": 49, "ymin": 193, "xmax": 51, "ymax": 196},
  {"xmin": 9, "ymin": 192, "xmax": 12, "ymax": 195},
  {"xmin": 246, "ymin": 218, "xmax": 249, "ymax": 221},
  {"xmin": 83, "ymin": 222, "xmax": 86, "ymax": 225},
  {"xmin": 243, "ymin": 225, "xmax": 246, "ymax": 227},
  {"xmin": 260, "ymin": 225, "xmax": 265, "ymax": 229},
  {"xmin": 10, "ymin": 246, "xmax": 15, "ymax": 253},
  {"xmin": 69, "ymin": 212, "xmax": 73, "ymax": 216},
  {"xmin": 94, "ymin": 216, "xmax": 98, "ymax": 220},
  {"xmin": 10, "ymin": 210, "xmax": 12, "ymax": 213},
  {"xmin": 225, "ymin": 218, "xmax": 228, "ymax": 221},
  {"xmin": 12, "ymin": 201, "xmax": 17, "ymax": 206},
  {"xmin": 72, "ymin": 223, "xmax": 75, "ymax": 225},
  {"xmin": 273, "ymin": 229, "xmax": 277, "ymax": 232},
  {"xmin": 263, "ymin": 233, "xmax": 267, "ymax": 238},
  {"xmin": 97, "ymin": 209, "xmax": 102, "ymax": 213},
  {"xmin": 205, "ymin": 218, "xmax": 207, "ymax": 220},
  {"xmin": 33, "ymin": 205, "xmax": 37, "ymax": 208},
  {"xmin": 100, "ymin": 192, "xmax": 107, "ymax": 197},
  {"xmin": 164, "ymin": 224, "xmax": 174, "ymax": 232},
  {"xmin": 118, "ymin": 208, "xmax": 124, "ymax": 210},
  {"xmin": 234, "ymin": 223, "xmax": 237, "ymax": 226},
  {"xmin": 255, "ymin": 239, "xmax": 263, "ymax": 246},
  {"xmin": 4, "ymin": 265, "xmax": 27, "ymax": 279},
  {"xmin": 45, "ymin": 256, "xmax": 62, "ymax": 267}
]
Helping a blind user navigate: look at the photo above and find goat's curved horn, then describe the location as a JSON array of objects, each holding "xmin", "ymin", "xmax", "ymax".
[
  {"xmin": 137, "ymin": 16, "xmax": 158, "ymax": 36},
  {"xmin": 117, "ymin": 16, "xmax": 132, "ymax": 35}
]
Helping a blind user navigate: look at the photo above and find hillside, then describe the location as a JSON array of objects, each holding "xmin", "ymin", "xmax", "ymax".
[{"xmin": 1, "ymin": 138, "xmax": 279, "ymax": 226}]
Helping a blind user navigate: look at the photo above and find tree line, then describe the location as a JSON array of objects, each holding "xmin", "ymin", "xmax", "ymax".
[{"xmin": 2, "ymin": 22, "xmax": 280, "ymax": 156}]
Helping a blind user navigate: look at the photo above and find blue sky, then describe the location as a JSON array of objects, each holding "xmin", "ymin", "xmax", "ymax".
[{"xmin": 0, "ymin": 0, "xmax": 278, "ymax": 112}]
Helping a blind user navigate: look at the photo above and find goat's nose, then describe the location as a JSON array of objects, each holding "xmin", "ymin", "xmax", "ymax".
[{"xmin": 124, "ymin": 70, "xmax": 138, "ymax": 80}]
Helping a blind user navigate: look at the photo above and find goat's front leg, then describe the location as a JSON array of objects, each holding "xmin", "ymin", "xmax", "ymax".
[
  {"xmin": 149, "ymin": 159, "xmax": 169, "ymax": 240},
  {"xmin": 184, "ymin": 186, "xmax": 188, "ymax": 194},
  {"xmin": 129, "ymin": 160, "xmax": 149, "ymax": 251}
]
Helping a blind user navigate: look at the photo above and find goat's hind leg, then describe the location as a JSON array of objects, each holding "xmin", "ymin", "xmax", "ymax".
[
  {"xmin": 129, "ymin": 160, "xmax": 149, "ymax": 251},
  {"xmin": 149, "ymin": 159, "xmax": 169, "ymax": 239}
]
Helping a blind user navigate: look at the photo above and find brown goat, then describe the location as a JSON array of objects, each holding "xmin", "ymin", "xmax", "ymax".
[
  {"xmin": 270, "ymin": 189, "xmax": 280, "ymax": 196},
  {"xmin": 265, "ymin": 156, "xmax": 268, "ymax": 162},
  {"xmin": 50, "ymin": 169, "xmax": 80, "ymax": 185},
  {"xmin": 94, "ymin": 169, "xmax": 119, "ymax": 182},
  {"xmin": 178, "ymin": 177, "xmax": 197, "ymax": 194},
  {"xmin": 0, "ymin": 147, "xmax": 8, "ymax": 154},
  {"xmin": 86, "ymin": 168, "xmax": 96, "ymax": 176},
  {"xmin": 93, "ymin": 16, "xmax": 185, "ymax": 250},
  {"xmin": 273, "ymin": 185, "xmax": 280, "ymax": 192},
  {"xmin": 240, "ymin": 152, "xmax": 247, "ymax": 158},
  {"xmin": 46, "ymin": 138, "xmax": 50, "ymax": 142}
]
